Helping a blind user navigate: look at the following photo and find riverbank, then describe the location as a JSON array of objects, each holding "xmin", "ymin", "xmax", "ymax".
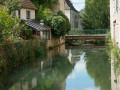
[{"xmin": 0, "ymin": 40, "xmax": 47, "ymax": 73}]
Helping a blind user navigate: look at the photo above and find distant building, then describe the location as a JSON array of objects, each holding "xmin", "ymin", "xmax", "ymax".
[
  {"xmin": 64, "ymin": 0, "xmax": 83, "ymax": 30},
  {"xmin": 110, "ymin": 0, "xmax": 120, "ymax": 46}
]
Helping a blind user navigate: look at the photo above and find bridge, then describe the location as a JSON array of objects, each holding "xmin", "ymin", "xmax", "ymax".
[{"xmin": 65, "ymin": 29, "xmax": 109, "ymax": 41}]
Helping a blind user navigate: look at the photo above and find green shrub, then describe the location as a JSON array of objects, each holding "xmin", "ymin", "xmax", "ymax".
[
  {"xmin": 20, "ymin": 28, "xmax": 32, "ymax": 40},
  {"xmin": 57, "ymin": 11, "xmax": 71, "ymax": 33},
  {"xmin": 35, "ymin": 46, "xmax": 45, "ymax": 57},
  {"xmin": 0, "ymin": 60, "xmax": 5, "ymax": 72},
  {"xmin": 51, "ymin": 16, "xmax": 66, "ymax": 37}
]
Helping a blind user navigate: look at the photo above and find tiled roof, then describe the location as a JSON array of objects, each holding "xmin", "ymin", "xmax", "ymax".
[
  {"xmin": 26, "ymin": 20, "xmax": 51, "ymax": 31},
  {"xmin": 65, "ymin": 0, "xmax": 78, "ymax": 12},
  {"xmin": 21, "ymin": 0, "xmax": 38, "ymax": 10}
]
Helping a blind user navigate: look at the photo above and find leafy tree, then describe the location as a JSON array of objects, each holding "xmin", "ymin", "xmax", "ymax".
[
  {"xmin": 0, "ymin": 0, "xmax": 21, "ymax": 14},
  {"xmin": 0, "ymin": 8, "xmax": 20, "ymax": 42},
  {"xmin": 4, "ymin": 0, "xmax": 21, "ymax": 14},
  {"xmin": 82, "ymin": 0, "xmax": 110, "ymax": 29},
  {"xmin": 31, "ymin": 0, "xmax": 57, "ymax": 10},
  {"xmin": 36, "ymin": 6, "xmax": 52, "ymax": 21},
  {"xmin": 57, "ymin": 11, "xmax": 71, "ymax": 33}
]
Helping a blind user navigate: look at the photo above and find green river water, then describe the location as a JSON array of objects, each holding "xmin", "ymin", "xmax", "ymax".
[{"xmin": 0, "ymin": 44, "xmax": 119, "ymax": 90}]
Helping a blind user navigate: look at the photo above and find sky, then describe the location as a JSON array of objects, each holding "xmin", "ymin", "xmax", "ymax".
[{"xmin": 71, "ymin": 0, "xmax": 85, "ymax": 11}]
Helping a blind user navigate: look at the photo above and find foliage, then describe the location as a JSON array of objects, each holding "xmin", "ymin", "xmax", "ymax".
[
  {"xmin": 70, "ymin": 40, "xmax": 83, "ymax": 46},
  {"xmin": 57, "ymin": 11, "xmax": 71, "ymax": 33},
  {"xmin": 20, "ymin": 28, "xmax": 32, "ymax": 40},
  {"xmin": 36, "ymin": 6, "xmax": 52, "ymax": 21},
  {"xmin": 86, "ymin": 50, "xmax": 111, "ymax": 90},
  {"xmin": 82, "ymin": 0, "xmax": 110, "ymax": 29},
  {"xmin": 31, "ymin": 0, "xmax": 57, "ymax": 10},
  {"xmin": 0, "ymin": 40, "xmax": 46, "ymax": 70},
  {"xmin": 0, "ymin": 8, "xmax": 20, "ymax": 42},
  {"xmin": 105, "ymin": 31, "xmax": 111, "ymax": 43},
  {"xmin": 0, "ymin": 60, "xmax": 5, "ymax": 72},
  {"xmin": 4, "ymin": 0, "xmax": 21, "ymax": 14},
  {"xmin": 91, "ymin": 39, "xmax": 105, "ymax": 45},
  {"xmin": 35, "ymin": 46, "xmax": 45, "ymax": 57},
  {"xmin": 50, "ymin": 16, "xmax": 66, "ymax": 37}
]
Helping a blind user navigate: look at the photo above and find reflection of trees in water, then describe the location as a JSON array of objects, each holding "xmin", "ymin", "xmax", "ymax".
[
  {"xmin": 37, "ymin": 55, "xmax": 73, "ymax": 90},
  {"xmin": 85, "ymin": 50, "xmax": 111, "ymax": 90},
  {"xmin": 0, "ymin": 54, "xmax": 73, "ymax": 90},
  {"xmin": 66, "ymin": 49, "xmax": 83, "ymax": 64},
  {"xmin": 113, "ymin": 59, "xmax": 120, "ymax": 76}
]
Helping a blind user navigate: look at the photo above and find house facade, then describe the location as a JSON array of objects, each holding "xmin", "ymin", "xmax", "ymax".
[
  {"xmin": 110, "ymin": 0, "xmax": 120, "ymax": 47},
  {"xmin": 64, "ymin": 0, "xmax": 83, "ymax": 30},
  {"xmin": 16, "ymin": 0, "xmax": 37, "ymax": 20},
  {"xmin": 16, "ymin": 0, "xmax": 51, "ymax": 40}
]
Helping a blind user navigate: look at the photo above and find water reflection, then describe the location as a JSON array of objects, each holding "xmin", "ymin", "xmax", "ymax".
[
  {"xmin": 0, "ymin": 45, "xmax": 112, "ymax": 90},
  {"xmin": 111, "ymin": 54, "xmax": 120, "ymax": 90},
  {"xmin": 66, "ymin": 49, "xmax": 111, "ymax": 90}
]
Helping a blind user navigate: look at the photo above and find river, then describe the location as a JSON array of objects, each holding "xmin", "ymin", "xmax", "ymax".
[{"xmin": 0, "ymin": 44, "xmax": 118, "ymax": 90}]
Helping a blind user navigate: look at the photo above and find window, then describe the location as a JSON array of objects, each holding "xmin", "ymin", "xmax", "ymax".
[
  {"xmin": 18, "ymin": 10, "xmax": 21, "ymax": 19},
  {"xmin": 26, "ymin": 11, "xmax": 31, "ymax": 19}
]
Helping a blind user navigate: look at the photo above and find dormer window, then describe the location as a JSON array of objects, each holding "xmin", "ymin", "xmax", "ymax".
[{"xmin": 26, "ymin": 11, "xmax": 31, "ymax": 19}]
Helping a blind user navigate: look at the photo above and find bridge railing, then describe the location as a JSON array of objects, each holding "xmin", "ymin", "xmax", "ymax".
[{"xmin": 68, "ymin": 29, "xmax": 109, "ymax": 35}]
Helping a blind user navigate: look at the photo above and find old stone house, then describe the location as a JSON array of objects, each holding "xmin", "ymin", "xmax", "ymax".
[
  {"xmin": 52, "ymin": 0, "xmax": 83, "ymax": 30},
  {"xmin": 110, "ymin": 0, "xmax": 120, "ymax": 47},
  {"xmin": 64, "ymin": 0, "xmax": 83, "ymax": 30},
  {"xmin": 16, "ymin": 0, "xmax": 51, "ymax": 40}
]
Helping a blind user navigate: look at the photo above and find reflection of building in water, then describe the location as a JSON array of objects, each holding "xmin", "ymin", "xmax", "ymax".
[
  {"xmin": 111, "ymin": 54, "xmax": 120, "ymax": 90},
  {"xmin": 9, "ymin": 58, "xmax": 52, "ymax": 90},
  {"xmin": 67, "ymin": 49, "xmax": 83, "ymax": 64},
  {"xmin": 47, "ymin": 44, "xmax": 66, "ymax": 58}
]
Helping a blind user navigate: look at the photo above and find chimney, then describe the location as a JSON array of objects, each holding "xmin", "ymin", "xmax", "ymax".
[{"xmin": 40, "ymin": 20, "xmax": 44, "ymax": 25}]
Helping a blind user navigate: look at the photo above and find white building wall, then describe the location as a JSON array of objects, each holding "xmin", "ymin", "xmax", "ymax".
[
  {"xmin": 110, "ymin": 0, "xmax": 120, "ymax": 47},
  {"xmin": 16, "ymin": 8, "xmax": 35, "ymax": 20},
  {"xmin": 65, "ymin": 9, "xmax": 70, "ymax": 21},
  {"xmin": 78, "ymin": 16, "xmax": 83, "ymax": 30}
]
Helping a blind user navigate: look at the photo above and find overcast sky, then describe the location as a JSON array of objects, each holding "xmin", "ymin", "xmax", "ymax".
[{"xmin": 71, "ymin": 0, "xmax": 85, "ymax": 11}]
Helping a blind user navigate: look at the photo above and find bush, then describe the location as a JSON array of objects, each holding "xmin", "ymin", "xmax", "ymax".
[
  {"xmin": 20, "ymin": 28, "xmax": 32, "ymax": 40},
  {"xmin": 35, "ymin": 46, "xmax": 45, "ymax": 57},
  {"xmin": 51, "ymin": 16, "xmax": 66, "ymax": 37},
  {"xmin": 0, "ymin": 40, "xmax": 46, "ymax": 70},
  {"xmin": 57, "ymin": 11, "xmax": 71, "ymax": 33}
]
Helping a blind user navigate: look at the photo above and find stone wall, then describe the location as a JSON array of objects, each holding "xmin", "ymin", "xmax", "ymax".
[{"xmin": 47, "ymin": 37, "xmax": 65, "ymax": 48}]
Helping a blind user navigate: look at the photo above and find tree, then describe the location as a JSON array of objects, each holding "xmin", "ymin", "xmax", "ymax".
[
  {"xmin": 4, "ymin": 0, "xmax": 21, "ymax": 14},
  {"xmin": 0, "ymin": 8, "xmax": 20, "ymax": 42},
  {"xmin": 82, "ymin": 0, "xmax": 110, "ymax": 29},
  {"xmin": 36, "ymin": 6, "xmax": 52, "ymax": 21},
  {"xmin": 31, "ymin": 0, "xmax": 57, "ymax": 10}
]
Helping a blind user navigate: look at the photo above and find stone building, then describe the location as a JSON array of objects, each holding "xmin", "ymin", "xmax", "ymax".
[
  {"xmin": 64, "ymin": 0, "xmax": 83, "ymax": 30},
  {"xmin": 16, "ymin": 0, "xmax": 51, "ymax": 40},
  {"xmin": 110, "ymin": 0, "xmax": 120, "ymax": 47}
]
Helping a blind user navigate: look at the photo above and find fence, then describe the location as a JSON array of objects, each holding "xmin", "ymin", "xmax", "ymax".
[{"xmin": 68, "ymin": 29, "xmax": 109, "ymax": 35}]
